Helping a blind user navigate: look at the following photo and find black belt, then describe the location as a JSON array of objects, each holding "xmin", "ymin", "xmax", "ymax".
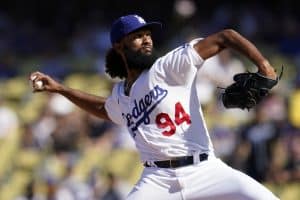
[{"xmin": 144, "ymin": 153, "xmax": 208, "ymax": 168}]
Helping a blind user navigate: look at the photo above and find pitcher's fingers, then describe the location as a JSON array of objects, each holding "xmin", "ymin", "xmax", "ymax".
[{"xmin": 29, "ymin": 71, "xmax": 45, "ymax": 81}]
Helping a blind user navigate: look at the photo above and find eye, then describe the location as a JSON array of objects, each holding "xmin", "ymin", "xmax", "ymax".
[
  {"xmin": 130, "ymin": 31, "xmax": 151, "ymax": 40},
  {"xmin": 137, "ymin": 33, "xmax": 143, "ymax": 38},
  {"xmin": 145, "ymin": 31, "xmax": 152, "ymax": 37},
  {"xmin": 132, "ymin": 33, "xmax": 142, "ymax": 40}
]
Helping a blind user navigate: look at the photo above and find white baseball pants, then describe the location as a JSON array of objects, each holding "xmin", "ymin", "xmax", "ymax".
[{"xmin": 126, "ymin": 158, "xmax": 279, "ymax": 200}]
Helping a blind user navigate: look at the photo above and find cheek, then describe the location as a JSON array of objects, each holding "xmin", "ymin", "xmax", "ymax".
[{"xmin": 127, "ymin": 39, "xmax": 143, "ymax": 50}]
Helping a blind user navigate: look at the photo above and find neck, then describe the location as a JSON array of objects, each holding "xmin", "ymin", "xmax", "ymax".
[
  {"xmin": 127, "ymin": 68, "xmax": 143, "ymax": 82},
  {"xmin": 124, "ymin": 69, "xmax": 143, "ymax": 95}
]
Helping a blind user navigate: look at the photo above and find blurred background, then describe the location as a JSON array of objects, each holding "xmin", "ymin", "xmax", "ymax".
[{"xmin": 0, "ymin": 0, "xmax": 300, "ymax": 199}]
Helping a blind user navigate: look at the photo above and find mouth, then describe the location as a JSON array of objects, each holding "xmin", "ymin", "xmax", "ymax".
[
  {"xmin": 141, "ymin": 46, "xmax": 152, "ymax": 54},
  {"xmin": 142, "ymin": 46, "xmax": 152, "ymax": 52}
]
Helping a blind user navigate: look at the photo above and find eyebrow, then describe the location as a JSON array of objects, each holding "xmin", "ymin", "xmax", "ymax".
[{"xmin": 132, "ymin": 29, "xmax": 151, "ymax": 35}]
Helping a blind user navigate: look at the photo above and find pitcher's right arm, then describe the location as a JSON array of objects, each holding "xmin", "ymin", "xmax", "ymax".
[{"xmin": 29, "ymin": 71, "xmax": 111, "ymax": 120}]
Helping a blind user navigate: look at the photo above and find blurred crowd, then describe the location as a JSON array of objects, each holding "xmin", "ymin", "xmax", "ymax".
[{"xmin": 0, "ymin": 0, "xmax": 300, "ymax": 199}]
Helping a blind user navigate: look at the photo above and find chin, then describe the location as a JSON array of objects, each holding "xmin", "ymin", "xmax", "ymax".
[{"xmin": 144, "ymin": 51, "xmax": 152, "ymax": 56}]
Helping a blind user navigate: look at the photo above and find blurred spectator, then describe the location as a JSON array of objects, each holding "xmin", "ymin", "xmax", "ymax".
[
  {"xmin": 84, "ymin": 114, "xmax": 120, "ymax": 152},
  {"xmin": 21, "ymin": 123, "xmax": 40, "ymax": 149},
  {"xmin": 265, "ymin": 127, "xmax": 300, "ymax": 184},
  {"xmin": 286, "ymin": 130, "xmax": 300, "ymax": 182},
  {"xmin": 209, "ymin": 125, "xmax": 236, "ymax": 162},
  {"xmin": 196, "ymin": 50, "xmax": 245, "ymax": 105},
  {"xmin": 31, "ymin": 97, "xmax": 57, "ymax": 148},
  {"xmin": 0, "ymin": 98, "xmax": 19, "ymax": 138},
  {"xmin": 86, "ymin": 115, "xmax": 114, "ymax": 139},
  {"xmin": 100, "ymin": 173, "xmax": 122, "ymax": 200},
  {"xmin": 15, "ymin": 179, "xmax": 44, "ymax": 200},
  {"xmin": 231, "ymin": 95, "xmax": 285, "ymax": 182},
  {"xmin": 55, "ymin": 163, "xmax": 93, "ymax": 200}
]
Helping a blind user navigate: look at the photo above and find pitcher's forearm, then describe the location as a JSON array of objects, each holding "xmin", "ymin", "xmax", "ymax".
[
  {"xmin": 194, "ymin": 29, "xmax": 277, "ymax": 79},
  {"xmin": 220, "ymin": 30, "xmax": 276, "ymax": 78},
  {"xmin": 57, "ymin": 86, "xmax": 110, "ymax": 120}
]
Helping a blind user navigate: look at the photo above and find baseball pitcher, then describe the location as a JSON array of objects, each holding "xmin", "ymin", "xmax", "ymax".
[{"xmin": 30, "ymin": 14, "xmax": 280, "ymax": 200}]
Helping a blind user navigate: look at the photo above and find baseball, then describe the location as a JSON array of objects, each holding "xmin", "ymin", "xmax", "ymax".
[
  {"xmin": 30, "ymin": 75, "xmax": 37, "ymax": 81},
  {"xmin": 34, "ymin": 80, "xmax": 44, "ymax": 90}
]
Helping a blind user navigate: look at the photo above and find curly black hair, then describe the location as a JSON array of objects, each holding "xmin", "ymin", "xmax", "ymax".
[{"xmin": 105, "ymin": 48, "xmax": 128, "ymax": 79}]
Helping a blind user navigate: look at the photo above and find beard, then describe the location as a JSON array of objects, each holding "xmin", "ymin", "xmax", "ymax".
[{"xmin": 123, "ymin": 47, "xmax": 158, "ymax": 71}]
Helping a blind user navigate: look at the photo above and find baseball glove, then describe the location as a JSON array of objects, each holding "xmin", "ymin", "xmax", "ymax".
[{"xmin": 221, "ymin": 67, "xmax": 283, "ymax": 110}]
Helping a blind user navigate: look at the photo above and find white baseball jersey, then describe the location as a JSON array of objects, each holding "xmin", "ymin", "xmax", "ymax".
[{"xmin": 105, "ymin": 39, "xmax": 215, "ymax": 162}]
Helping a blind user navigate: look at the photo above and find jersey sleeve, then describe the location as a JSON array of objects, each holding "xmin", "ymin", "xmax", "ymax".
[
  {"xmin": 104, "ymin": 84, "xmax": 125, "ymax": 125},
  {"xmin": 152, "ymin": 38, "xmax": 204, "ymax": 84}
]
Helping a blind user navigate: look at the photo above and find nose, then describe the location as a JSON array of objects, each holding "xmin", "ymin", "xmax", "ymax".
[{"xmin": 142, "ymin": 34, "xmax": 152, "ymax": 44}]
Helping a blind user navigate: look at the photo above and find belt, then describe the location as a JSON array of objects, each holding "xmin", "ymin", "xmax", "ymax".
[{"xmin": 144, "ymin": 153, "xmax": 208, "ymax": 168}]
